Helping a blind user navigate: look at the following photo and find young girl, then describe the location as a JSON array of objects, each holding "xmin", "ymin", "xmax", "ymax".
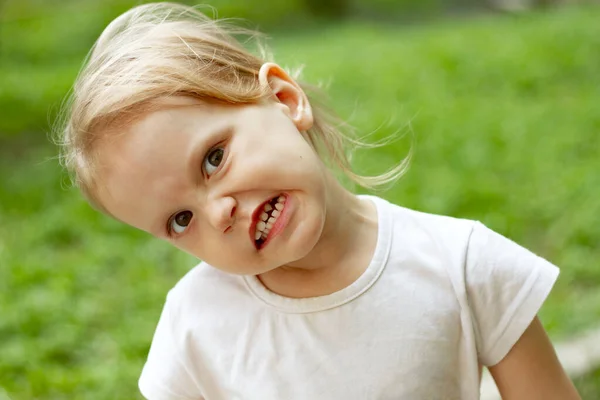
[{"xmin": 58, "ymin": 3, "xmax": 580, "ymax": 399}]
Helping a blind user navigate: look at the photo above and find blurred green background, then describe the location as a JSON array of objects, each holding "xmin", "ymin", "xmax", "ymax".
[{"xmin": 1, "ymin": 0, "xmax": 599, "ymax": 398}]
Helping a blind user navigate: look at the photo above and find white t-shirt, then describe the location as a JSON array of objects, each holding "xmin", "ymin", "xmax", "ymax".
[{"xmin": 139, "ymin": 195, "xmax": 559, "ymax": 400}]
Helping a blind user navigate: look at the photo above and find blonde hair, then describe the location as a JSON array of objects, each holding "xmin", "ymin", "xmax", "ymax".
[{"xmin": 56, "ymin": 2, "xmax": 410, "ymax": 211}]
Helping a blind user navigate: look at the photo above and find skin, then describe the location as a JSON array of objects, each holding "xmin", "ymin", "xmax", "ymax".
[
  {"xmin": 489, "ymin": 317, "xmax": 580, "ymax": 399},
  {"xmin": 94, "ymin": 62, "xmax": 579, "ymax": 397},
  {"xmin": 95, "ymin": 63, "xmax": 379, "ymax": 298}
]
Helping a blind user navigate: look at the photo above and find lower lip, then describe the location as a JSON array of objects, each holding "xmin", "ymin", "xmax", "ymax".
[{"xmin": 259, "ymin": 194, "xmax": 292, "ymax": 250}]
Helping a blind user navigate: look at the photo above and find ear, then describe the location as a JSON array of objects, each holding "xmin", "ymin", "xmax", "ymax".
[{"xmin": 258, "ymin": 62, "xmax": 314, "ymax": 131}]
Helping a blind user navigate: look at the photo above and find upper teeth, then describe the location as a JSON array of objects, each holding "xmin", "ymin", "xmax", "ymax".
[{"xmin": 255, "ymin": 195, "xmax": 286, "ymax": 240}]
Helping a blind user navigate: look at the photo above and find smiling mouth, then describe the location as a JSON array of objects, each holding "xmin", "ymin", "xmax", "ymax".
[{"xmin": 252, "ymin": 194, "xmax": 287, "ymax": 249}]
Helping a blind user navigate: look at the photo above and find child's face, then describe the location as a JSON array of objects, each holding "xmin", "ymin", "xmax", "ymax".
[{"xmin": 95, "ymin": 96, "xmax": 329, "ymax": 275}]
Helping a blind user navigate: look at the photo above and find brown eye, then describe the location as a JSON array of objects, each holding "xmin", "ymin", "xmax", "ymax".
[
  {"xmin": 170, "ymin": 211, "xmax": 193, "ymax": 234},
  {"xmin": 203, "ymin": 147, "xmax": 224, "ymax": 175}
]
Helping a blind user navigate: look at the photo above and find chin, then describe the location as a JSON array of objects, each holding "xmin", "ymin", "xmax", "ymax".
[{"xmin": 285, "ymin": 212, "xmax": 326, "ymax": 263}]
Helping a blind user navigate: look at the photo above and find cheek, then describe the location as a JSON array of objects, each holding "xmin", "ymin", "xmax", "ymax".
[
  {"xmin": 250, "ymin": 124, "xmax": 318, "ymax": 161},
  {"xmin": 234, "ymin": 136, "xmax": 323, "ymax": 184},
  {"xmin": 271, "ymin": 136, "xmax": 324, "ymax": 176}
]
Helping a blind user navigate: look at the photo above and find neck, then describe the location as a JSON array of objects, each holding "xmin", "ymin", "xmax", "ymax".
[{"xmin": 258, "ymin": 172, "xmax": 379, "ymax": 298}]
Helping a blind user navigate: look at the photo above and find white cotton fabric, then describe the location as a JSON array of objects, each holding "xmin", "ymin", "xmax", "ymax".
[{"xmin": 139, "ymin": 195, "xmax": 559, "ymax": 400}]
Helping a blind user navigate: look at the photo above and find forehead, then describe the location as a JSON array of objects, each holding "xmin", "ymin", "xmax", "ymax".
[{"xmin": 100, "ymin": 97, "xmax": 205, "ymax": 176}]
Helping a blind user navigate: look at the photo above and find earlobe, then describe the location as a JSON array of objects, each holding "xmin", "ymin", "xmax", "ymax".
[{"xmin": 258, "ymin": 62, "xmax": 313, "ymax": 131}]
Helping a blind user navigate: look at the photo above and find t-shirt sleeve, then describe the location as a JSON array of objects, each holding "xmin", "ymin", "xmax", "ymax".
[
  {"xmin": 138, "ymin": 293, "xmax": 204, "ymax": 400},
  {"xmin": 465, "ymin": 221, "xmax": 559, "ymax": 367}
]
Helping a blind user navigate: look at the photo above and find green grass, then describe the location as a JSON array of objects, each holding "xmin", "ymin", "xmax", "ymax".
[
  {"xmin": 575, "ymin": 368, "xmax": 600, "ymax": 399},
  {"xmin": 1, "ymin": 5, "xmax": 600, "ymax": 399},
  {"xmin": 274, "ymin": 9, "xmax": 600, "ymax": 336}
]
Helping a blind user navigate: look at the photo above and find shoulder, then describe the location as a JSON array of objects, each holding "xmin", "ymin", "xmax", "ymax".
[
  {"xmin": 372, "ymin": 195, "xmax": 477, "ymax": 259},
  {"xmin": 165, "ymin": 261, "xmax": 252, "ymax": 326},
  {"xmin": 380, "ymin": 196, "xmax": 557, "ymax": 281},
  {"xmin": 169, "ymin": 260, "xmax": 238, "ymax": 299},
  {"xmin": 365, "ymin": 195, "xmax": 482, "ymax": 304}
]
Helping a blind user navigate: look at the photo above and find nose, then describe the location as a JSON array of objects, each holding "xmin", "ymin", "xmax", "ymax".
[{"xmin": 205, "ymin": 196, "xmax": 237, "ymax": 233}]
